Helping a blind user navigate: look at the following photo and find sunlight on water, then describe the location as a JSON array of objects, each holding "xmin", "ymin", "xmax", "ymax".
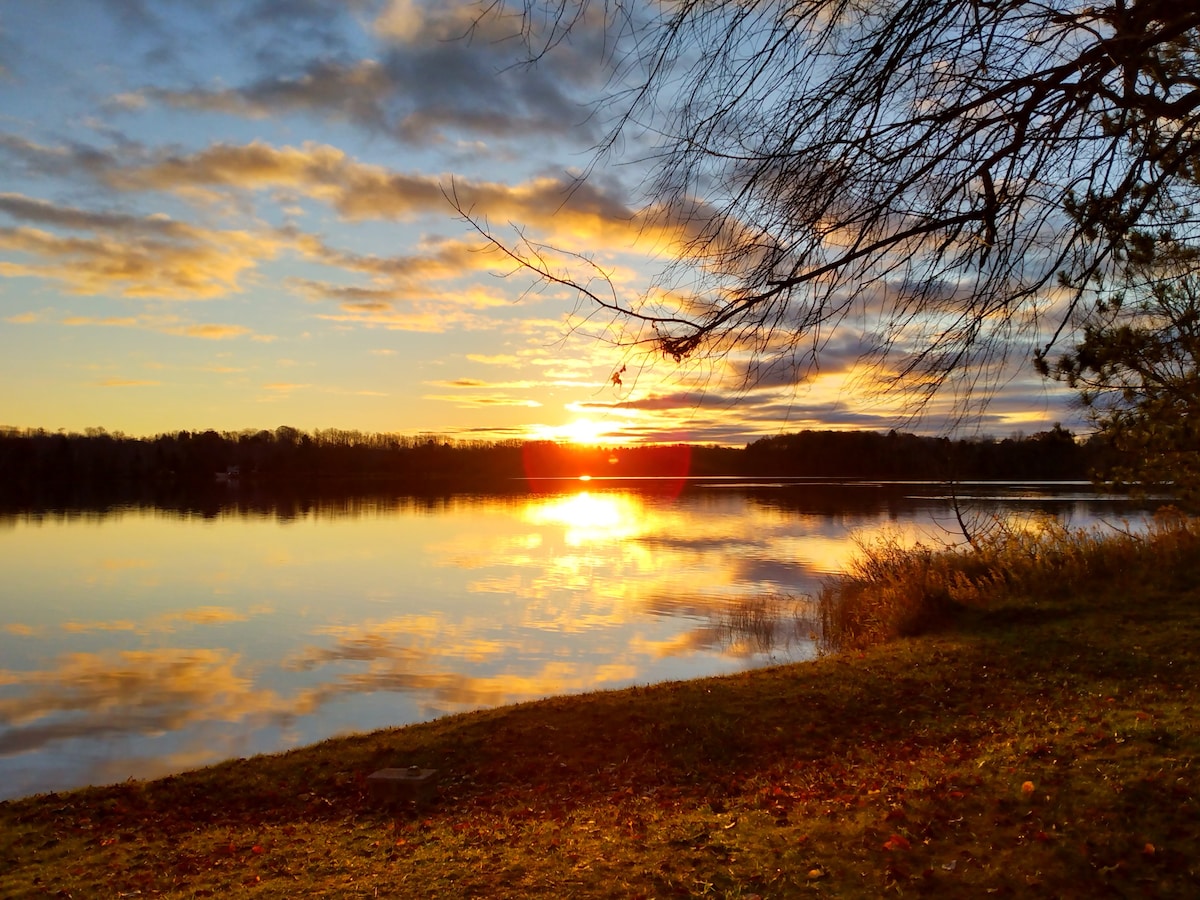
[
  {"xmin": 524, "ymin": 491, "xmax": 647, "ymax": 545},
  {"xmin": 0, "ymin": 484, "xmax": 1161, "ymax": 799}
]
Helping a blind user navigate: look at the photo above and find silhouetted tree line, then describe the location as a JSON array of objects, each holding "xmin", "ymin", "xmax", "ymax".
[
  {"xmin": 0, "ymin": 426, "xmax": 527, "ymax": 505},
  {"xmin": 739, "ymin": 426, "xmax": 1099, "ymax": 482},
  {"xmin": 0, "ymin": 423, "xmax": 1109, "ymax": 511}
]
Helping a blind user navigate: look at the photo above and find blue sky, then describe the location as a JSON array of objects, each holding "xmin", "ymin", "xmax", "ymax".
[{"xmin": 0, "ymin": 0, "xmax": 1082, "ymax": 443}]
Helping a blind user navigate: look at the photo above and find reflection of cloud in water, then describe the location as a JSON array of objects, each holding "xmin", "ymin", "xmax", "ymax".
[
  {"xmin": 0, "ymin": 632, "xmax": 637, "ymax": 767},
  {"xmin": 631, "ymin": 628, "xmax": 723, "ymax": 659},
  {"xmin": 292, "ymin": 660, "xmax": 641, "ymax": 715},
  {"xmin": 80, "ymin": 741, "xmax": 248, "ymax": 789},
  {"xmin": 640, "ymin": 593, "xmax": 729, "ymax": 619},
  {"xmin": 730, "ymin": 557, "xmax": 819, "ymax": 590},
  {"xmin": 466, "ymin": 571, "xmax": 648, "ymax": 633},
  {"xmin": 635, "ymin": 535, "xmax": 767, "ymax": 553},
  {"xmin": 426, "ymin": 530, "xmax": 544, "ymax": 570},
  {"xmin": 0, "ymin": 649, "xmax": 293, "ymax": 756},
  {"xmin": 0, "ymin": 604, "xmax": 735, "ymax": 770},
  {"xmin": 59, "ymin": 605, "xmax": 255, "ymax": 636},
  {"xmin": 5, "ymin": 726, "xmax": 275, "ymax": 800},
  {"xmin": 285, "ymin": 633, "xmax": 428, "ymax": 670},
  {"xmin": 314, "ymin": 614, "xmax": 444, "ymax": 640},
  {"xmin": 287, "ymin": 617, "xmax": 644, "ymax": 715},
  {"xmin": 288, "ymin": 619, "xmax": 510, "ymax": 669}
]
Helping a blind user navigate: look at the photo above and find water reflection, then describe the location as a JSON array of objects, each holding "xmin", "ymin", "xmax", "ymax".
[
  {"xmin": 526, "ymin": 491, "xmax": 646, "ymax": 543},
  {"xmin": 0, "ymin": 483, "xmax": 1163, "ymax": 799},
  {"xmin": 0, "ymin": 647, "xmax": 290, "ymax": 754}
]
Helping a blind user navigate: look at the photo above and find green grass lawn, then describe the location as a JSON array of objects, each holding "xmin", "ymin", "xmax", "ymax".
[{"xmin": 3, "ymin": 518, "xmax": 1199, "ymax": 898}]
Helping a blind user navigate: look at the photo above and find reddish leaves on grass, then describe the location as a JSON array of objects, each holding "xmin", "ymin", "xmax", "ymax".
[{"xmin": 882, "ymin": 834, "xmax": 911, "ymax": 851}]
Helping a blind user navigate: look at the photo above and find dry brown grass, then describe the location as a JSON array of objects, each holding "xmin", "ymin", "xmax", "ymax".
[{"xmin": 818, "ymin": 507, "xmax": 1200, "ymax": 651}]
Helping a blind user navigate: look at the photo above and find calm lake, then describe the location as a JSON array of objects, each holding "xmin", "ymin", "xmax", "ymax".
[{"xmin": 0, "ymin": 480, "xmax": 1162, "ymax": 800}]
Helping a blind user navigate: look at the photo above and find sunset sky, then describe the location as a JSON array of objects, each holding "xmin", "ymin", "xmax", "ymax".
[{"xmin": 0, "ymin": 0, "xmax": 1083, "ymax": 444}]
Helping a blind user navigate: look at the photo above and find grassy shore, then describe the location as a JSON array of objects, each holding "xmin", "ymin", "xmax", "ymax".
[{"xmin": 3, "ymin": 515, "xmax": 1199, "ymax": 898}]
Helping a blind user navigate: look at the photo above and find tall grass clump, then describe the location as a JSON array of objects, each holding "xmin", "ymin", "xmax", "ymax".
[{"xmin": 819, "ymin": 507, "xmax": 1200, "ymax": 651}]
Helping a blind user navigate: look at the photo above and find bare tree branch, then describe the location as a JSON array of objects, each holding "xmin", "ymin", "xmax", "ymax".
[{"xmin": 463, "ymin": 0, "xmax": 1200, "ymax": 407}]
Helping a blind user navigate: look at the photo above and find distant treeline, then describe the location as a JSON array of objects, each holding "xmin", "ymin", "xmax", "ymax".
[
  {"xmin": 739, "ymin": 426, "xmax": 1096, "ymax": 481},
  {"xmin": 0, "ymin": 424, "xmax": 1104, "ymax": 508}
]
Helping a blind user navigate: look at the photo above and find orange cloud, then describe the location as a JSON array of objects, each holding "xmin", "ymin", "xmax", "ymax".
[
  {"xmin": 314, "ymin": 302, "xmax": 499, "ymax": 333},
  {"xmin": 62, "ymin": 315, "xmax": 142, "ymax": 328},
  {"xmin": 100, "ymin": 141, "xmax": 707, "ymax": 255},
  {"xmin": 372, "ymin": 0, "xmax": 498, "ymax": 44},
  {"xmin": 96, "ymin": 377, "xmax": 160, "ymax": 387},
  {"xmin": 4, "ymin": 310, "xmax": 42, "ymax": 324},
  {"xmin": 467, "ymin": 353, "xmax": 523, "ymax": 366},
  {"xmin": 184, "ymin": 323, "xmax": 251, "ymax": 339},
  {"xmin": 5, "ymin": 142, "xmax": 716, "ymax": 338},
  {"xmin": 423, "ymin": 393, "xmax": 542, "ymax": 408},
  {"xmin": 59, "ymin": 313, "xmax": 255, "ymax": 341},
  {"xmin": 262, "ymin": 382, "xmax": 310, "ymax": 393},
  {"xmin": 0, "ymin": 205, "xmax": 283, "ymax": 300}
]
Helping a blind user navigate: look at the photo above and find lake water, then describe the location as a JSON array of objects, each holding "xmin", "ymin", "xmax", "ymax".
[{"xmin": 0, "ymin": 480, "xmax": 1162, "ymax": 800}]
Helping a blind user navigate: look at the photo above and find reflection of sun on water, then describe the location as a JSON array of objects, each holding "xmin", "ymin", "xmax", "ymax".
[{"xmin": 524, "ymin": 492, "xmax": 645, "ymax": 546}]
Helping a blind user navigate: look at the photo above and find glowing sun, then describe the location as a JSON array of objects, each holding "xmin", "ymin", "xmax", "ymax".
[{"xmin": 550, "ymin": 418, "xmax": 612, "ymax": 446}]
